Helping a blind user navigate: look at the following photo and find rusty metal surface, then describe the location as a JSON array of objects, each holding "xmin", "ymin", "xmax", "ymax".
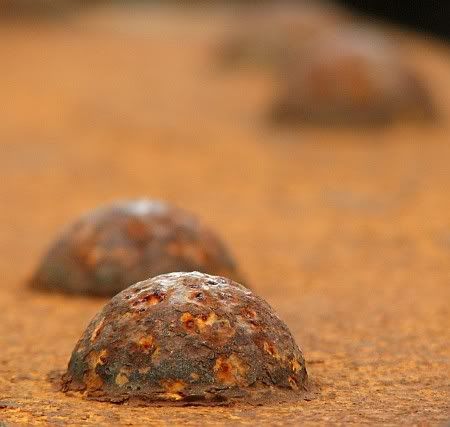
[
  {"xmin": 29, "ymin": 200, "xmax": 243, "ymax": 296},
  {"xmin": 217, "ymin": 6, "xmax": 434, "ymax": 125},
  {"xmin": 62, "ymin": 272, "xmax": 307, "ymax": 405},
  {"xmin": 0, "ymin": 5, "xmax": 449, "ymax": 426},
  {"xmin": 271, "ymin": 28, "xmax": 435, "ymax": 125}
]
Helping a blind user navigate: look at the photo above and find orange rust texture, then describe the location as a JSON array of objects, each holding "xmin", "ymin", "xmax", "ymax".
[
  {"xmin": 214, "ymin": 355, "xmax": 248, "ymax": 386},
  {"xmin": 61, "ymin": 273, "xmax": 306, "ymax": 405},
  {"xmin": 28, "ymin": 199, "xmax": 242, "ymax": 297},
  {"xmin": 0, "ymin": 4, "xmax": 450, "ymax": 426}
]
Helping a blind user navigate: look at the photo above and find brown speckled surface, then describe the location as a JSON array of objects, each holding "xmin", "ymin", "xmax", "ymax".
[
  {"xmin": 0, "ymin": 5, "xmax": 449, "ymax": 426},
  {"xmin": 62, "ymin": 272, "xmax": 307, "ymax": 405},
  {"xmin": 29, "ymin": 200, "xmax": 243, "ymax": 296}
]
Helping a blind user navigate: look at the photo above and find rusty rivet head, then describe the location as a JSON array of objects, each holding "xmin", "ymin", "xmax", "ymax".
[
  {"xmin": 61, "ymin": 272, "xmax": 307, "ymax": 406},
  {"xmin": 271, "ymin": 28, "xmax": 435, "ymax": 126},
  {"xmin": 29, "ymin": 200, "xmax": 245, "ymax": 297}
]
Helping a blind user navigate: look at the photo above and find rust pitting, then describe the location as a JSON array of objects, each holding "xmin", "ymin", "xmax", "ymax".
[
  {"xmin": 137, "ymin": 336, "xmax": 154, "ymax": 352},
  {"xmin": 213, "ymin": 354, "xmax": 248, "ymax": 386},
  {"xmin": 131, "ymin": 291, "xmax": 166, "ymax": 308},
  {"xmin": 61, "ymin": 272, "xmax": 307, "ymax": 406},
  {"xmin": 29, "ymin": 199, "xmax": 246, "ymax": 297}
]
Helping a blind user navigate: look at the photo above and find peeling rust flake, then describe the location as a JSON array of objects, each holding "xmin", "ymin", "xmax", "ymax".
[{"xmin": 61, "ymin": 272, "xmax": 307, "ymax": 406}]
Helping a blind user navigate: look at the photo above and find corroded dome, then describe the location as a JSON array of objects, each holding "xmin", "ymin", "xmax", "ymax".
[
  {"xmin": 30, "ymin": 200, "xmax": 244, "ymax": 296},
  {"xmin": 62, "ymin": 272, "xmax": 307, "ymax": 405},
  {"xmin": 272, "ymin": 28, "xmax": 434, "ymax": 125}
]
